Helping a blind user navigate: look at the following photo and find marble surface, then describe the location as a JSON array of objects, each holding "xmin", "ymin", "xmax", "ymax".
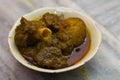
[{"xmin": 0, "ymin": 0, "xmax": 120, "ymax": 80}]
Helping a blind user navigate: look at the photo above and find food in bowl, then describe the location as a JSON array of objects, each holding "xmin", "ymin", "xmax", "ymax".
[{"xmin": 14, "ymin": 12, "xmax": 90, "ymax": 69}]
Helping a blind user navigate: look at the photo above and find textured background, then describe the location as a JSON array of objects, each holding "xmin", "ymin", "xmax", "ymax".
[{"xmin": 0, "ymin": 0, "xmax": 120, "ymax": 80}]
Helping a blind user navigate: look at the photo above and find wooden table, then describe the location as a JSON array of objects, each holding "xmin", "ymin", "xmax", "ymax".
[{"xmin": 0, "ymin": 0, "xmax": 120, "ymax": 80}]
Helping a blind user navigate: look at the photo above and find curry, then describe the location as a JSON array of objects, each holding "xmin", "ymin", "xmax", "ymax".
[{"xmin": 14, "ymin": 12, "xmax": 90, "ymax": 69}]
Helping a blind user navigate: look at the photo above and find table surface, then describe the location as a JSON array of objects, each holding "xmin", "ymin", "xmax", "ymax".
[{"xmin": 0, "ymin": 0, "xmax": 120, "ymax": 80}]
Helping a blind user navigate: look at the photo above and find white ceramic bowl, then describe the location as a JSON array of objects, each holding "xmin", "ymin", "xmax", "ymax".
[{"xmin": 8, "ymin": 7, "xmax": 101, "ymax": 73}]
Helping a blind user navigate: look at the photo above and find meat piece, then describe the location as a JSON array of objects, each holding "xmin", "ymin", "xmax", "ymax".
[
  {"xmin": 15, "ymin": 17, "xmax": 47, "ymax": 47},
  {"xmin": 57, "ymin": 41, "xmax": 74, "ymax": 55},
  {"xmin": 42, "ymin": 13, "xmax": 62, "ymax": 32},
  {"xmin": 14, "ymin": 32, "xmax": 28, "ymax": 47},
  {"xmin": 19, "ymin": 47, "xmax": 38, "ymax": 57},
  {"xmin": 34, "ymin": 47, "xmax": 68, "ymax": 69},
  {"xmin": 14, "ymin": 18, "xmax": 28, "ymax": 47}
]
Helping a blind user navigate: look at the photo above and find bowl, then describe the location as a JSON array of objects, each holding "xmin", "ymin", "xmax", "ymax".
[{"xmin": 8, "ymin": 7, "xmax": 102, "ymax": 73}]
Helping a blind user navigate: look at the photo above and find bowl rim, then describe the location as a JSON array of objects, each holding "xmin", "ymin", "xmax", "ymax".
[{"xmin": 8, "ymin": 7, "xmax": 102, "ymax": 73}]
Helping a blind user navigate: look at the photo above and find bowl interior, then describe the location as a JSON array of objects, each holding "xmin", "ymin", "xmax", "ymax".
[{"xmin": 8, "ymin": 7, "xmax": 101, "ymax": 73}]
